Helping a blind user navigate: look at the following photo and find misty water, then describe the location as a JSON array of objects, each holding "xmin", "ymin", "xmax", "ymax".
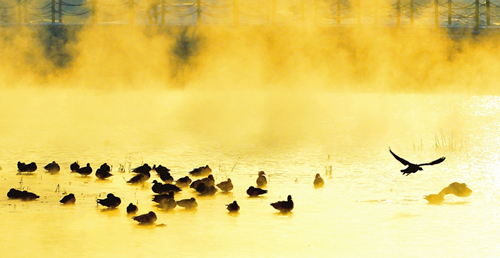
[
  {"xmin": 1, "ymin": 25, "xmax": 500, "ymax": 257},
  {"xmin": 0, "ymin": 89, "xmax": 499, "ymax": 257}
]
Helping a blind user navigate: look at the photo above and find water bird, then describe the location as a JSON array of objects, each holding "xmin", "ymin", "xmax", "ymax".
[
  {"xmin": 44, "ymin": 161, "xmax": 60, "ymax": 173},
  {"xmin": 157, "ymin": 198, "xmax": 177, "ymax": 211},
  {"xmin": 152, "ymin": 192, "xmax": 175, "ymax": 204},
  {"xmin": 389, "ymin": 148, "xmax": 445, "ymax": 176},
  {"xmin": 60, "ymin": 193, "xmax": 76, "ymax": 204},
  {"xmin": 247, "ymin": 186, "xmax": 267, "ymax": 197},
  {"xmin": 190, "ymin": 174, "xmax": 215, "ymax": 189},
  {"xmin": 18, "ymin": 162, "xmax": 37, "ymax": 173},
  {"xmin": 189, "ymin": 165, "xmax": 212, "ymax": 177},
  {"xmin": 152, "ymin": 180, "xmax": 182, "ymax": 194},
  {"xmin": 176, "ymin": 197, "xmax": 198, "ymax": 210},
  {"xmin": 424, "ymin": 192, "xmax": 445, "ymax": 205},
  {"xmin": 127, "ymin": 172, "xmax": 150, "ymax": 185},
  {"xmin": 314, "ymin": 173, "xmax": 324, "ymax": 188},
  {"xmin": 216, "ymin": 178, "xmax": 234, "ymax": 192},
  {"xmin": 70, "ymin": 162, "xmax": 80, "ymax": 172},
  {"xmin": 175, "ymin": 176, "xmax": 192, "ymax": 188},
  {"xmin": 77, "ymin": 163, "xmax": 92, "ymax": 176},
  {"xmin": 154, "ymin": 165, "xmax": 174, "ymax": 183},
  {"xmin": 97, "ymin": 193, "xmax": 121, "ymax": 208},
  {"xmin": 96, "ymin": 163, "xmax": 113, "ymax": 179},
  {"xmin": 127, "ymin": 203, "xmax": 138, "ymax": 214},
  {"xmin": 132, "ymin": 163, "xmax": 152, "ymax": 174},
  {"xmin": 256, "ymin": 171, "xmax": 267, "ymax": 187},
  {"xmin": 226, "ymin": 201, "xmax": 240, "ymax": 213},
  {"xmin": 195, "ymin": 183, "xmax": 218, "ymax": 196},
  {"xmin": 7, "ymin": 188, "xmax": 39, "ymax": 201},
  {"xmin": 439, "ymin": 182, "xmax": 472, "ymax": 197},
  {"xmin": 133, "ymin": 211, "xmax": 157, "ymax": 225},
  {"xmin": 270, "ymin": 195, "xmax": 294, "ymax": 213}
]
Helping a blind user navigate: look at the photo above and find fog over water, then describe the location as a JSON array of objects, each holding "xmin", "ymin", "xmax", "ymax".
[{"xmin": 0, "ymin": 24, "xmax": 500, "ymax": 257}]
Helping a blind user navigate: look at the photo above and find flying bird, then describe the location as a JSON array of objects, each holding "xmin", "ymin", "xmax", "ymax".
[{"xmin": 389, "ymin": 148, "xmax": 445, "ymax": 176}]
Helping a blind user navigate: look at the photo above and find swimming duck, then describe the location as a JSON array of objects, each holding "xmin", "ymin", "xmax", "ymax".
[
  {"xmin": 157, "ymin": 198, "xmax": 177, "ymax": 211},
  {"xmin": 133, "ymin": 211, "xmax": 157, "ymax": 225},
  {"xmin": 313, "ymin": 173, "xmax": 324, "ymax": 188},
  {"xmin": 189, "ymin": 165, "xmax": 212, "ymax": 177},
  {"xmin": 152, "ymin": 180, "xmax": 182, "ymax": 194},
  {"xmin": 195, "ymin": 183, "xmax": 218, "ymax": 196},
  {"xmin": 389, "ymin": 148, "xmax": 445, "ymax": 176},
  {"xmin": 152, "ymin": 192, "xmax": 175, "ymax": 204},
  {"xmin": 127, "ymin": 172, "xmax": 150, "ymax": 185},
  {"xmin": 132, "ymin": 163, "xmax": 152, "ymax": 174},
  {"xmin": 256, "ymin": 171, "xmax": 267, "ymax": 187},
  {"xmin": 70, "ymin": 162, "xmax": 80, "ymax": 172},
  {"xmin": 176, "ymin": 197, "xmax": 198, "ymax": 210},
  {"xmin": 60, "ymin": 193, "xmax": 76, "ymax": 204},
  {"xmin": 270, "ymin": 195, "xmax": 294, "ymax": 213},
  {"xmin": 216, "ymin": 178, "xmax": 234, "ymax": 192},
  {"xmin": 96, "ymin": 163, "xmax": 113, "ymax": 179},
  {"xmin": 154, "ymin": 165, "xmax": 174, "ymax": 183},
  {"xmin": 44, "ymin": 161, "xmax": 60, "ymax": 173},
  {"xmin": 126, "ymin": 203, "xmax": 138, "ymax": 214},
  {"xmin": 175, "ymin": 176, "xmax": 192, "ymax": 188},
  {"xmin": 97, "ymin": 193, "xmax": 121, "ymax": 208},
  {"xmin": 7, "ymin": 188, "xmax": 39, "ymax": 201},
  {"xmin": 77, "ymin": 163, "xmax": 92, "ymax": 176},
  {"xmin": 247, "ymin": 186, "xmax": 267, "ymax": 197},
  {"xmin": 226, "ymin": 201, "xmax": 240, "ymax": 213},
  {"xmin": 190, "ymin": 174, "xmax": 215, "ymax": 189}
]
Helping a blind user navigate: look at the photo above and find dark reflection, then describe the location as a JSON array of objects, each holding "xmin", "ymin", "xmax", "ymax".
[
  {"xmin": 97, "ymin": 193, "xmax": 121, "ymax": 208},
  {"xmin": 246, "ymin": 186, "xmax": 267, "ymax": 197},
  {"xmin": 270, "ymin": 195, "xmax": 294, "ymax": 213},
  {"xmin": 389, "ymin": 148, "xmax": 446, "ymax": 176}
]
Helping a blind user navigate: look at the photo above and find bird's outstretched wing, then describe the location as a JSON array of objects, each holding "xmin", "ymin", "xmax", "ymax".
[
  {"xmin": 418, "ymin": 157, "xmax": 446, "ymax": 166},
  {"xmin": 389, "ymin": 148, "xmax": 411, "ymax": 166}
]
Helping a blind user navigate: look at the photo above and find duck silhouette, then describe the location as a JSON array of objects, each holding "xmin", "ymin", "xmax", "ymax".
[
  {"xmin": 190, "ymin": 174, "xmax": 215, "ymax": 189},
  {"xmin": 247, "ymin": 186, "xmax": 267, "ymax": 197},
  {"xmin": 176, "ymin": 197, "xmax": 198, "ymax": 210},
  {"xmin": 439, "ymin": 182, "xmax": 472, "ymax": 197},
  {"xmin": 152, "ymin": 180, "xmax": 182, "ymax": 194},
  {"xmin": 44, "ymin": 161, "xmax": 60, "ymax": 173},
  {"xmin": 77, "ymin": 163, "xmax": 92, "ymax": 176},
  {"xmin": 133, "ymin": 211, "xmax": 157, "ymax": 225},
  {"xmin": 270, "ymin": 195, "xmax": 294, "ymax": 213},
  {"xmin": 127, "ymin": 203, "xmax": 138, "ymax": 214},
  {"xmin": 132, "ymin": 163, "xmax": 152, "ymax": 174},
  {"xmin": 195, "ymin": 183, "xmax": 218, "ymax": 196},
  {"xmin": 70, "ymin": 162, "xmax": 80, "ymax": 172},
  {"xmin": 97, "ymin": 193, "xmax": 121, "ymax": 208},
  {"xmin": 175, "ymin": 176, "xmax": 192, "ymax": 188},
  {"xmin": 189, "ymin": 165, "xmax": 212, "ymax": 177},
  {"xmin": 7, "ymin": 188, "xmax": 39, "ymax": 201},
  {"xmin": 18, "ymin": 162, "xmax": 37, "ymax": 173},
  {"xmin": 389, "ymin": 148, "xmax": 445, "ymax": 176},
  {"xmin": 157, "ymin": 198, "xmax": 177, "ymax": 211},
  {"xmin": 17, "ymin": 162, "xmax": 27, "ymax": 172},
  {"xmin": 216, "ymin": 178, "xmax": 234, "ymax": 192},
  {"xmin": 152, "ymin": 192, "xmax": 175, "ymax": 204},
  {"xmin": 127, "ymin": 172, "xmax": 150, "ymax": 185},
  {"xmin": 96, "ymin": 163, "xmax": 113, "ymax": 179},
  {"xmin": 256, "ymin": 171, "xmax": 267, "ymax": 187},
  {"xmin": 154, "ymin": 165, "xmax": 174, "ymax": 183},
  {"xmin": 313, "ymin": 173, "xmax": 324, "ymax": 188},
  {"xmin": 226, "ymin": 201, "xmax": 240, "ymax": 213},
  {"xmin": 60, "ymin": 193, "xmax": 76, "ymax": 204}
]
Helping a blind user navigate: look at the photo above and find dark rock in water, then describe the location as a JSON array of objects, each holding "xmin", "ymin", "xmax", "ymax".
[
  {"xmin": 226, "ymin": 201, "xmax": 240, "ymax": 213},
  {"xmin": 133, "ymin": 211, "xmax": 157, "ymax": 225},
  {"xmin": 189, "ymin": 165, "xmax": 212, "ymax": 177},
  {"xmin": 44, "ymin": 161, "xmax": 60, "ymax": 173},
  {"xmin": 60, "ymin": 193, "xmax": 76, "ymax": 204},
  {"xmin": 97, "ymin": 193, "xmax": 121, "ymax": 208},
  {"xmin": 70, "ymin": 161, "xmax": 80, "ymax": 172},
  {"xmin": 246, "ymin": 186, "xmax": 267, "ymax": 197},
  {"xmin": 77, "ymin": 163, "xmax": 92, "ymax": 176},
  {"xmin": 270, "ymin": 195, "xmax": 294, "ymax": 213},
  {"xmin": 127, "ymin": 203, "xmax": 138, "ymax": 214},
  {"xmin": 175, "ymin": 176, "xmax": 192, "ymax": 188},
  {"xmin": 7, "ymin": 188, "xmax": 39, "ymax": 201},
  {"xmin": 176, "ymin": 197, "xmax": 198, "ymax": 210},
  {"xmin": 216, "ymin": 178, "xmax": 233, "ymax": 192}
]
